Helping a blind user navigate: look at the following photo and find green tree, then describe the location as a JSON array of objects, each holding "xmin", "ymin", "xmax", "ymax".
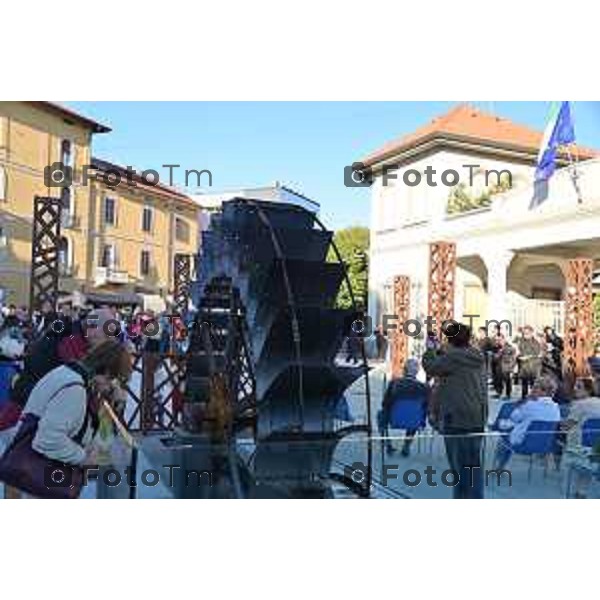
[
  {"xmin": 593, "ymin": 294, "xmax": 600, "ymax": 337},
  {"xmin": 328, "ymin": 226, "xmax": 369, "ymax": 310}
]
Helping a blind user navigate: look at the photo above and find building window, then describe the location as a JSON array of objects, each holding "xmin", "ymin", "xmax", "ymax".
[
  {"xmin": 0, "ymin": 167, "xmax": 6, "ymax": 201},
  {"xmin": 61, "ymin": 187, "xmax": 71, "ymax": 213},
  {"xmin": 101, "ymin": 244, "xmax": 116, "ymax": 269},
  {"xmin": 60, "ymin": 139, "xmax": 73, "ymax": 168},
  {"xmin": 142, "ymin": 206, "xmax": 153, "ymax": 232},
  {"xmin": 175, "ymin": 217, "xmax": 190, "ymax": 243},
  {"xmin": 58, "ymin": 237, "xmax": 72, "ymax": 275},
  {"xmin": 402, "ymin": 171, "xmax": 430, "ymax": 227},
  {"xmin": 60, "ymin": 187, "xmax": 77, "ymax": 228},
  {"xmin": 140, "ymin": 250, "xmax": 151, "ymax": 276},
  {"xmin": 104, "ymin": 197, "xmax": 116, "ymax": 225}
]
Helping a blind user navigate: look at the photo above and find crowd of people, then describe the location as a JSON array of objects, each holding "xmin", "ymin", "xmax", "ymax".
[
  {"xmin": 0, "ymin": 299, "xmax": 189, "ymax": 499},
  {"xmin": 0, "ymin": 300, "xmax": 190, "ymax": 361},
  {"xmin": 3, "ymin": 297, "xmax": 600, "ymax": 499},
  {"xmin": 476, "ymin": 324, "xmax": 566, "ymax": 400},
  {"xmin": 378, "ymin": 322, "xmax": 600, "ymax": 499}
]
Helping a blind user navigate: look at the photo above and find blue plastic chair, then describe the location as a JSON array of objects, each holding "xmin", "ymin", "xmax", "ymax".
[
  {"xmin": 389, "ymin": 398, "xmax": 427, "ymax": 430},
  {"xmin": 386, "ymin": 398, "xmax": 428, "ymax": 453},
  {"xmin": 490, "ymin": 401, "xmax": 517, "ymax": 432},
  {"xmin": 581, "ymin": 418, "xmax": 600, "ymax": 448},
  {"xmin": 513, "ymin": 420, "xmax": 560, "ymax": 481},
  {"xmin": 0, "ymin": 361, "xmax": 20, "ymax": 408}
]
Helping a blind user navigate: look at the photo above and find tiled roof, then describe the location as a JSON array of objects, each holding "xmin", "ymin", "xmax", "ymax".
[
  {"xmin": 361, "ymin": 103, "xmax": 598, "ymax": 167},
  {"xmin": 30, "ymin": 102, "xmax": 112, "ymax": 133}
]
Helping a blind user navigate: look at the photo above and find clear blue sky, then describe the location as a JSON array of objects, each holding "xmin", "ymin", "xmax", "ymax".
[{"xmin": 65, "ymin": 101, "xmax": 600, "ymax": 230}]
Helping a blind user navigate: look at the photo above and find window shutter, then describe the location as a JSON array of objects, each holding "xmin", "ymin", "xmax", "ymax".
[
  {"xmin": 68, "ymin": 237, "xmax": 74, "ymax": 269},
  {"xmin": 0, "ymin": 167, "xmax": 6, "ymax": 201}
]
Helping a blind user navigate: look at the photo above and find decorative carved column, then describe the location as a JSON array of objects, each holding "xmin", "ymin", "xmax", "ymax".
[
  {"xmin": 563, "ymin": 258, "xmax": 593, "ymax": 378},
  {"xmin": 428, "ymin": 241, "xmax": 456, "ymax": 334},
  {"xmin": 173, "ymin": 253, "xmax": 192, "ymax": 314},
  {"xmin": 29, "ymin": 196, "xmax": 62, "ymax": 313},
  {"xmin": 391, "ymin": 275, "xmax": 410, "ymax": 378}
]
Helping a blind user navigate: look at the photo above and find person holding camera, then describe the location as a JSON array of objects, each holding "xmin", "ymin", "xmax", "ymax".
[
  {"xmin": 0, "ymin": 339, "xmax": 131, "ymax": 498},
  {"xmin": 422, "ymin": 323, "xmax": 488, "ymax": 499}
]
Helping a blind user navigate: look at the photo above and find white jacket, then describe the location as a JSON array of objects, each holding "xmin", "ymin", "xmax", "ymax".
[
  {"xmin": 24, "ymin": 365, "xmax": 94, "ymax": 465},
  {"xmin": 509, "ymin": 397, "xmax": 561, "ymax": 446}
]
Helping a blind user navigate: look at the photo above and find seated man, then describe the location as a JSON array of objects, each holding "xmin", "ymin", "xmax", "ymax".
[
  {"xmin": 588, "ymin": 345, "xmax": 600, "ymax": 395},
  {"xmin": 562, "ymin": 379, "xmax": 600, "ymax": 497},
  {"xmin": 381, "ymin": 358, "xmax": 429, "ymax": 457},
  {"xmin": 564, "ymin": 379, "xmax": 600, "ymax": 448},
  {"xmin": 494, "ymin": 374, "xmax": 561, "ymax": 470}
]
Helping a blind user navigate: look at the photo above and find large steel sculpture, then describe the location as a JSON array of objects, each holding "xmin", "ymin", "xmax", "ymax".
[{"xmin": 180, "ymin": 198, "xmax": 372, "ymax": 498}]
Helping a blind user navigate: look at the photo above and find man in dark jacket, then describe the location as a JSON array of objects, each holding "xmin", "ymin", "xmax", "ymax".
[
  {"xmin": 517, "ymin": 325, "xmax": 542, "ymax": 399},
  {"xmin": 492, "ymin": 335, "xmax": 517, "ymax": 399},
  {"xmin": 422, "ymin": 323, "xmax": 488, "ymax": 499}
]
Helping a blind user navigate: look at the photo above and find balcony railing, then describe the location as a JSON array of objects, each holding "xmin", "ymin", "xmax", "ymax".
[{"xmin": 95, "ymin": 266, "xmax": 129, "ymax": 286}]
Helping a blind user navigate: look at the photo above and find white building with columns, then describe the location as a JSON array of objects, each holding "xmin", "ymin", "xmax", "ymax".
[{"xmin": 364, "ymin": 104, "xmax": 600, "ymax": 345}]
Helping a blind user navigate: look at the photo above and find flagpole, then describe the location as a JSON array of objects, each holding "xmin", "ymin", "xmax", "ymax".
[{"xmin": 565, "ymin": 143, "xmax": 583, "ymax": 204}]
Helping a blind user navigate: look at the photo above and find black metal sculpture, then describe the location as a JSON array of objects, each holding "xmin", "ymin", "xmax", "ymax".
[{"xmin": 183, "ymin": 198, "xmax": 372, "ymax": 498}]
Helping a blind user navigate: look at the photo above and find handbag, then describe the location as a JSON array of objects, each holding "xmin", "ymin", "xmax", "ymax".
[{"xmin": 0, "ymin": 381, "xmax": 91, "ymax": 499}]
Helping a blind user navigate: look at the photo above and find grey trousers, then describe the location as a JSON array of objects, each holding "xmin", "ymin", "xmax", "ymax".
[{"xmin": 443, "ymin": 430, "xmax": 484, "ymax": 499}]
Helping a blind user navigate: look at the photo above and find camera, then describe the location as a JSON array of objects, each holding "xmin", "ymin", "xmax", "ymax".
[
  {"xmin": 344, "ymin": 162, "xmax": 373, "ymax": 187},
  {"xmin": 44, "ymin": 161, "xmax": 73, "ymax": 188},
  {"xmin": 44, "ymin": 465, "xmax": 74, "ymax": 489},
  {"xmin": 344, "ymin": 461, "xmax": 369, "ymax": 485}
]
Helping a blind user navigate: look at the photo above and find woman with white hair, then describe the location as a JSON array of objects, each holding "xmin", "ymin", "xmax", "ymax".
[{"xmin": 494, "ymin": 374, "xmax": 561, "ymax": 470}]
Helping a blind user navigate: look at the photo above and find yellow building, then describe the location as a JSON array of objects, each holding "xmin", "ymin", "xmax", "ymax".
[
  {"xmin": 0, "ymin": 101, "xmax": 108, "ymax": 305},
  {"xmin": 0, "ymin": 101, "xmax": 200, "ymax": 310},
  {"xmin": 87, "ymin": 158, "xmax": 200, "ymax": 311}
]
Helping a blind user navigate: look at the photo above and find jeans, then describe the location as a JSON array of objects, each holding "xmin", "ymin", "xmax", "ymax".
[
  {"xmin": 443, "ymin": 429, "xmax": 484, "ymax": 499},
  {"xmin": 494, "ymin": 435, "xmax": 513, "ymax": 470}
]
